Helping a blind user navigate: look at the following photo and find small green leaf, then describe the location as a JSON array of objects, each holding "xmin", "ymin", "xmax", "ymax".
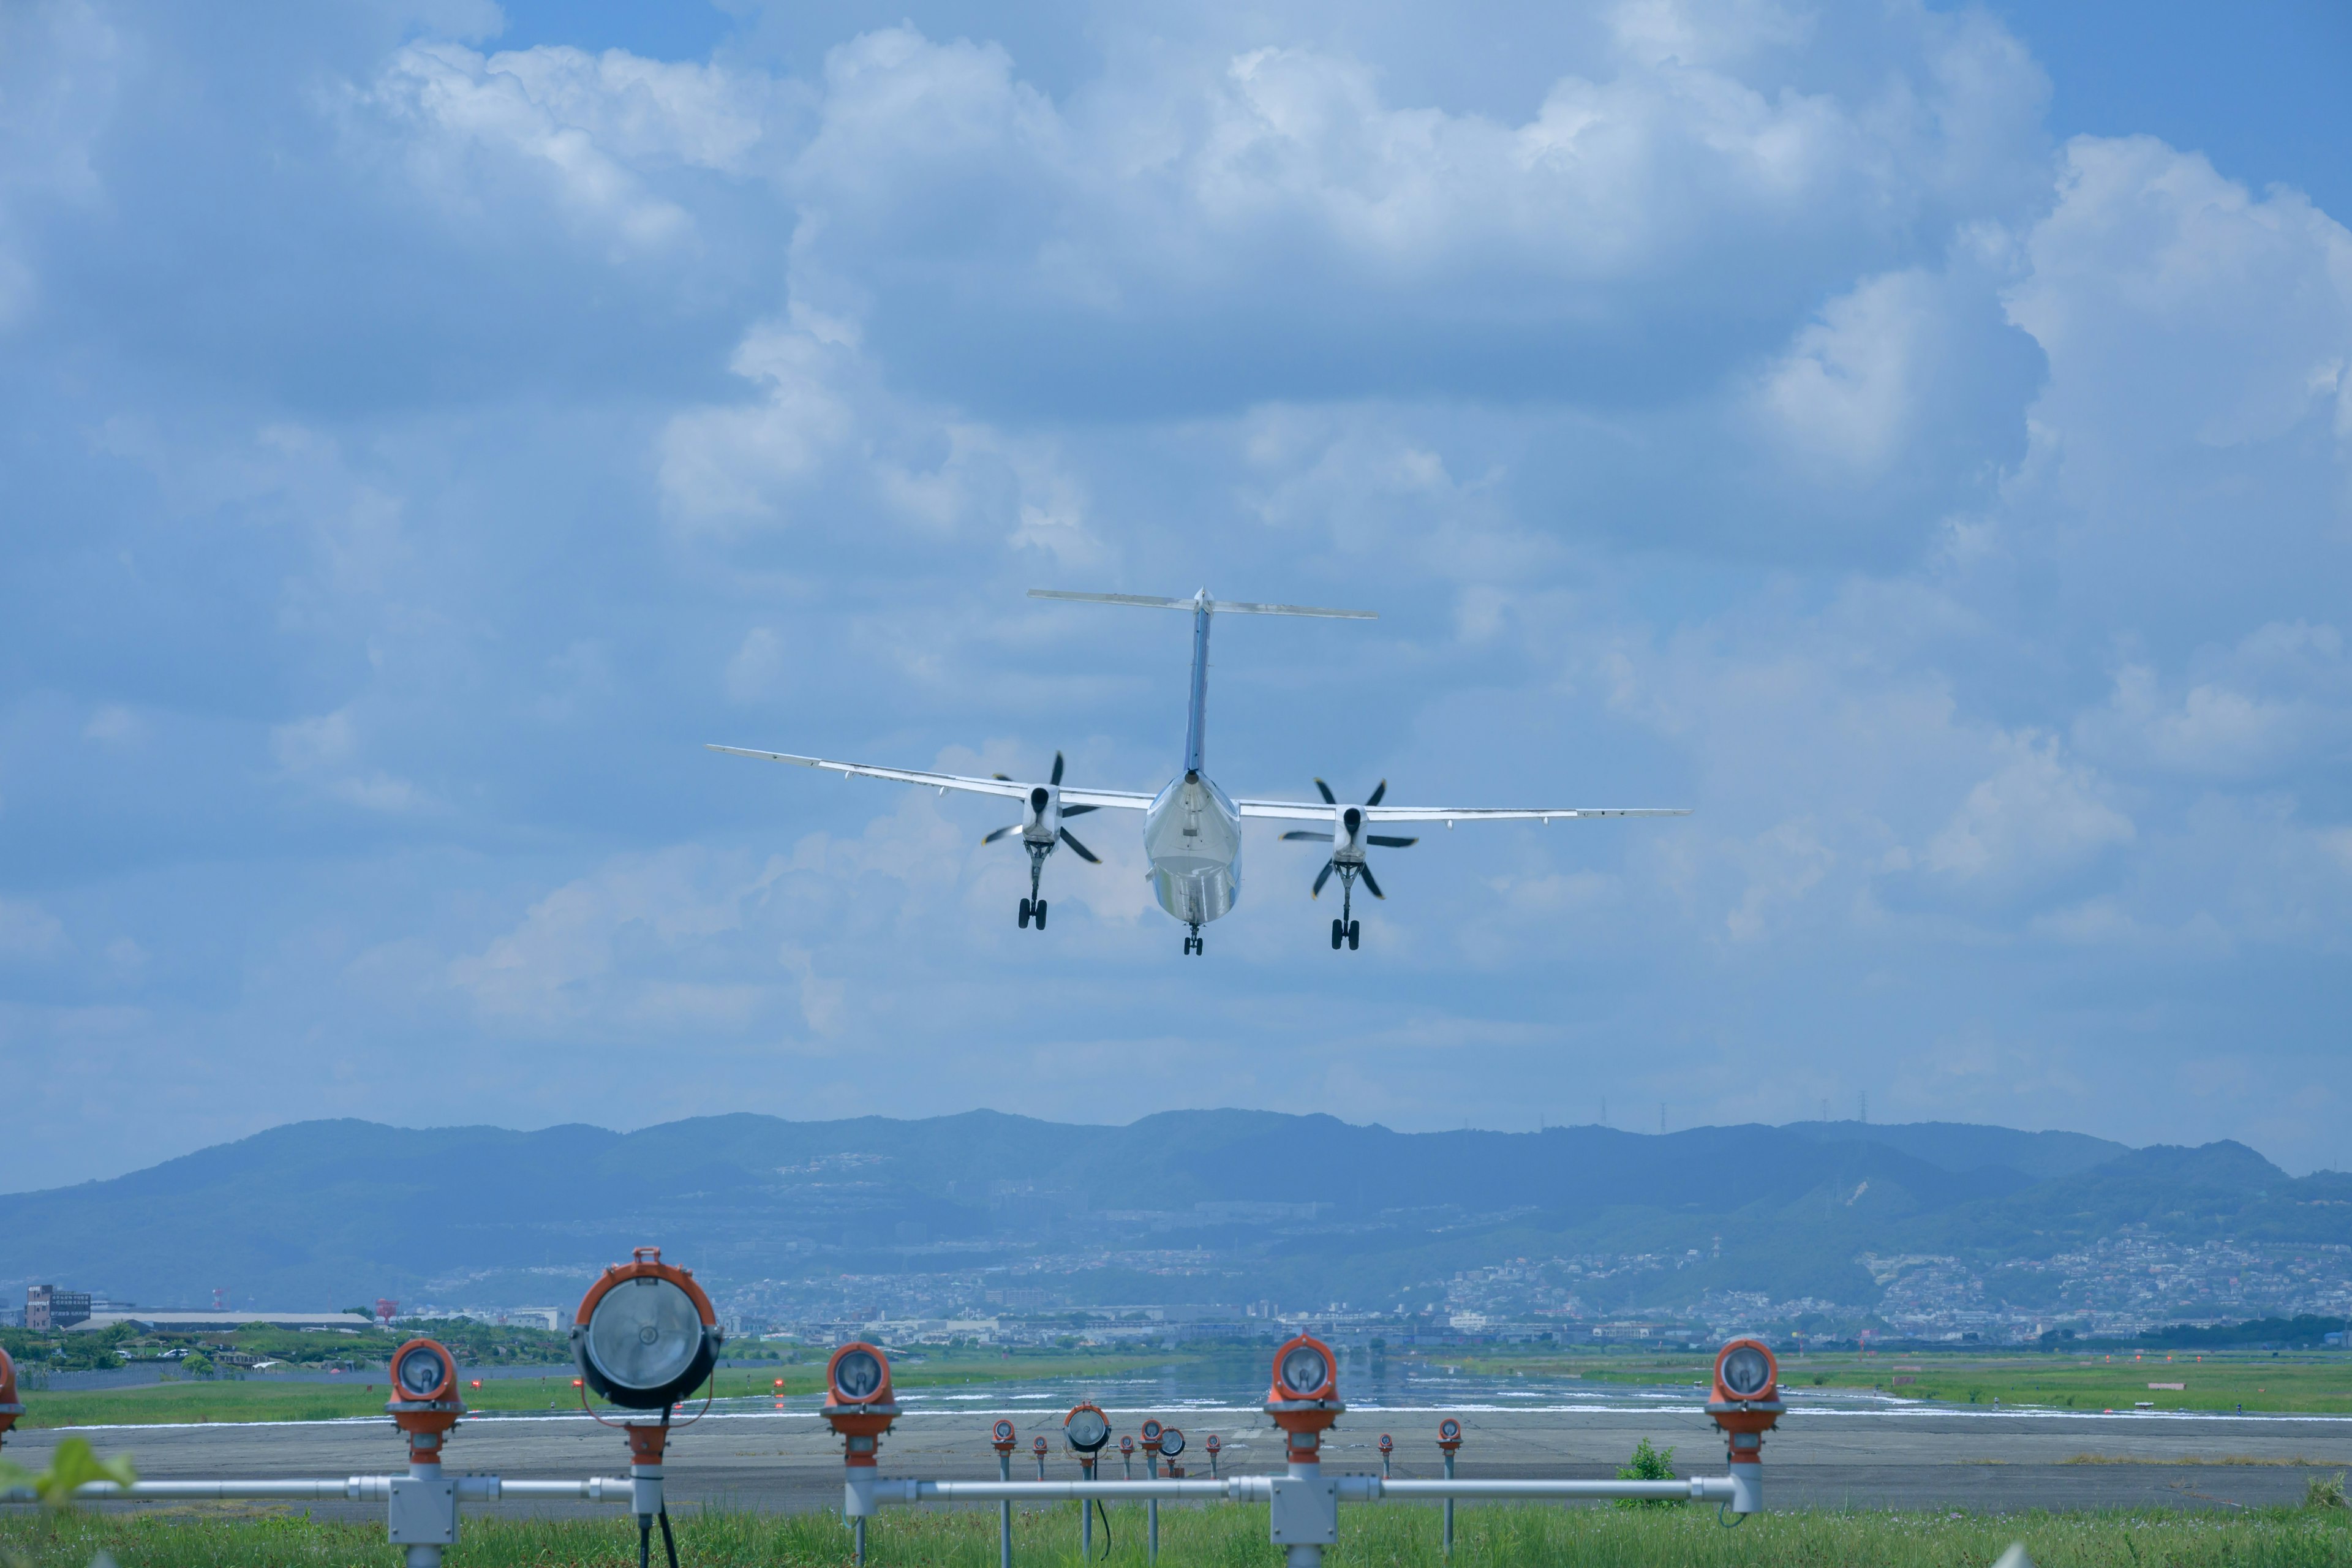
[{"xmin": 34, "ymin": 1438, "xmax": 137, "ymax": 1507}]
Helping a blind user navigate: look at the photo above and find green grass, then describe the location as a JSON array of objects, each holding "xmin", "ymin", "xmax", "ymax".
[
  {"xmin": 17, "ymin": 1351, "xmax": 1203, "ymax": 1431},
  {"xmin": 4, "ymin": 1502, "xmax": 2351, "ymax": 1567},
  {"xmin": 1428, "ymin": 1348, "xmax": 2352, "ymax": 1415}
]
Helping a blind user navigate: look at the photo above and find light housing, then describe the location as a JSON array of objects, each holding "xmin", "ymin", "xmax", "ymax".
[
  {"xmin": 385, "ymin": 1337, "xmax": 464, "ymax": 1458},
  {"xmin": 992, "ymin": 1419, "xmax": 1017, "ymax": 1454},
  {"xmin": 1437, "ymin": 1417, "xmax": 1462, "ymax": 1452},
  {"xmin": 1063, "ymin": 1403, "xmax": 1110, "ymax": 1454},
  {"xmin": 820, "ymin": 1341, "xmax": 900, "ymax": 1464},
  {"xmin": 1378, "ymin": 1434, "xmax": 1393, "ymax": 1455},
  {"xmin": 1140, "ymin": 1418, "xmax": 1164, "ymax": 1452},
  {"xmin": 0, "ymin": 1347, "xmax": 21, "ymax": 1442},
  {"xmin": 393, "ymin": 1339, "xmax": 456, "ymax": 1403},
  {"xmin": 571, "ymin": 1247, "xmax": 723, "ymax": 1411},
  {"xmin": 1706, "ymin": 1337, "xmax": 1784, "ymax": 1461},
  {"xmin": 1158, "ymin": 1427, "xmax": 1185, "ymax": 1458},
  {"xmin": 1264, "ymin": 1333, "xmax": 1344, "ymax": 1458}
]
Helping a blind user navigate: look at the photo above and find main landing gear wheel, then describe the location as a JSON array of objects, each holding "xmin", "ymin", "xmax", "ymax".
[
  {"xmin": 1033, "ymin": 899, "xmax": 1047, "ymax": 930},
  {"xmin": 1346, "ymin": 920, "xmax": 1360, "ymax": 951},
  {"xmin": 1019, "ymin": 898, "xmax": 1049, "ymax": 930},
  {"xmin": 1331, "ymin": 918, "xmax": 1344, "ymax": 950},
  {"xmin": 1018, "ymin": 898, "xmax": 1031, "ymax": 927}
]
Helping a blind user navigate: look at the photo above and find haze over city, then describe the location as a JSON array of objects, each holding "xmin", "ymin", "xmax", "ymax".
[{"xmin": 4, "ymin": 0, "xmax": 2350, "ymax": 1195}]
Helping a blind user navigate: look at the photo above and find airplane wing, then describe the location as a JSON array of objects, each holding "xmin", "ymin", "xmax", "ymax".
[
  {"xmin": 706, "ymin": 745, "xmax": 1154, "ymax": 810},
  {"xmin": 1237, "ymin": 797, "xmax": 1690, "ymax": 824}
]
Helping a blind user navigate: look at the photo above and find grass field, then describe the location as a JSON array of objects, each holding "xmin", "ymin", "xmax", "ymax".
[
  {"xmin": 5, "ymin": 1499, "xmax": 2351, "ymax": 1567},
  {"xmin": 15, "ymin": 1349, "xmax": 1204, "ymax": 1431},
  {"xmin": 1431, "ymin": 1348, "xmax": 2352, "ymax": 1415}
]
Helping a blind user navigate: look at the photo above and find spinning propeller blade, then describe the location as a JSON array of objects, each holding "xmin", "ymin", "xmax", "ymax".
[
  {"xmin": 1364, "ymin": 779, "xmax": 1387, "ymax": 807},
  {"xmin": 1060, "ymin": 803, "xmax": 1098, "ymax": 818},
  {"xmin": 1312, "ymin": 860, "xmax": 1336, "ymax": 897},
  {"xmin": 1366, "ymin": 834, "xmax": 1417, "ymax": 848},
  {"xmin": 1314, "ymin": 778, "xmax": 1338, "ymax": 805},
  {"xmin": 1057, "ymin": 827, "xmax": 1099, "ymax": 863},
  {"xmin": 1358, "ymin": 861, "xmax": 1385, "ymax": 900},
  {"xmin": 982, "ymin": 825, "xmax": 1020, "ymax": 845},
  {"xmin": 1050, "ymin": 751, "xmax": 1065, "ymax": 786},
  {"xmin": 1283, "ymin": 830, "xmax": 1335, "ymax": 842}
]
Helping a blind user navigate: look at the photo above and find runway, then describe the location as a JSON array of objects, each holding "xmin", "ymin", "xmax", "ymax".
[{"xmin": 9, "ymin": 1400, "xmax": 2348, "ymax": 1518}]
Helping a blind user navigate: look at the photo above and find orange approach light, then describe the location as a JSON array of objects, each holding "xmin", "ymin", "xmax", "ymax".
[
  {"xmin": 0, "ymin": 1347, "xmax": 21, "ymax": 1447},
  {"xmin": 1707, "ymin": 1338, "xmax": 1784, "ymax": 1462},
  {"xmin": 1265, "ymin": 1334, "xmax": 1343, "ymax": 1460},
  {"xmin": 992, "ymin": 1420, "xmax": 1017, "ymax": 1455},
  {"xmin": 386, "ymin": 1338, "xmax": 465, "ymax": 1462},
  {"xmin": 571, "ymin": 1246, "xmax": 723, "ymax": 1411},
  {"xmin": 1063, "ymin": 1403, "xmax": 1111, "ymax": 1455},
  {"xmin": 821, "ymin": 1343, "xmax": 899, "ymax": 1465},
  {"xmin": 1437, "ymin": 1417, "xmax": 1463, "ymax": 1452}
]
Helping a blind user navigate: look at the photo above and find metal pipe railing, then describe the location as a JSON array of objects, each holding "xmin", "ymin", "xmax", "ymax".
[{"xmin": 0, "ymin": 1476, "xmax": 636, "ymax": 1506}]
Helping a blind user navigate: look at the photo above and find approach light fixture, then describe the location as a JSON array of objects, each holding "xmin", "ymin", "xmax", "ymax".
[
  {"xmin": 0, "ymin": 1348, "xmax": 20, "ymax": 1449},
  {"xmin": 1139, "ymin": 1418, "xmax": 1164, "ymax": 1454},
  {"xmin": 1063, "ymin": 1403, "xmax": 1110, "ymax": 1455},
  {"xmin": 571, "ymin": 1247, "xmax": 723, "ymax": 1411},
  {"xmin": 820, "ymin": 1342, "xmax": 900, "ymax": 1467},
  {"xmin": 1158, "ymin": 1427, "xmax": 1185, "ymax": 1459},
  {"xmin": 991, "ymin": 1420, "xmax": 1017, "ymax": 1455},
  {"xmin": 1265, "ymin": 1334, "xmax": 1343, "ymax": 1462},
  {"xmin": 1203, "ymin": 1432, "xmax": 1222, "ymax": 1477},
  {"xmin": 386, "ymin": 1337, "xmax": 464, "ymax": 1464},
  {"xmin": 1436, "ymin": 1417, "xmax": 1463, "ymax": 1452},
  {"xmin": 1707, "ymin": 1336, "xmax": 1784, "ymax": 1484}
]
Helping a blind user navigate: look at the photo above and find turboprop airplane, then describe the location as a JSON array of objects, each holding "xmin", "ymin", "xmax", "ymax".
[{"xmin": 709, "ymin": 589, "xmax": 1689, "ymax": 956}]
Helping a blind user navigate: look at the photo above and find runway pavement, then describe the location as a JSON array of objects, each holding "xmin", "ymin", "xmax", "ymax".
[{"xmin": 8, "ymin": 1400, "xmax": 2349, "ymax": 1519}]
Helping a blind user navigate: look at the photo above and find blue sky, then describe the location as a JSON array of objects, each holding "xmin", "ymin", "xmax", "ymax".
[{"xmin": 2, "ymin": 0, "xmax": 2348, "ymax": 1192}]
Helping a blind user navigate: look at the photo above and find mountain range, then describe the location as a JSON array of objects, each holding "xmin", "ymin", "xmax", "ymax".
[{"xmin": 2, "ymin": 1111, "xmax": 2343, "ymax": 1317}]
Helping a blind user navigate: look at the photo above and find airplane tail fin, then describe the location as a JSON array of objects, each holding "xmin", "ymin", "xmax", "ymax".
[{"xmin": 1030, "ymin": 589, "xmax": 1374, "ymax": 776}]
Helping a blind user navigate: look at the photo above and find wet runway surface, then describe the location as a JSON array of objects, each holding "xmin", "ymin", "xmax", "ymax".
[{"xmin": 12, "ymin": 1399, "xmax": 2350, "ymax": 1519}]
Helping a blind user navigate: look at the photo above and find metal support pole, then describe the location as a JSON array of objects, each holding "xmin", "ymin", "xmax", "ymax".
[
  {"xmin": 998, "ymin": 1450, "xmax": 1013, "ymax": 1568},
  {"xmin": 854, "ymin": 1516, "xmax": 867, "ymax": 1567},
  {"xmin": 1442, "ymin": 1450, "xmax": 1455, "ymax": 1557},
  {"xmin": 1147, "ymin": 1450, "xmax": 1159, "ymax": 1562}
]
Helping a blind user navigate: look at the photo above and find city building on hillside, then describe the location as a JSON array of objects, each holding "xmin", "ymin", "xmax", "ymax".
[{"xmin": 66, "ymin": 1310, "xmax": 374, "ymax": 1333}]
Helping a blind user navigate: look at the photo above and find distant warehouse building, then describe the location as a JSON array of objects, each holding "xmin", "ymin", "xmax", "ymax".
[{"xmin": 66, "ymin": 1311, "xmax": 375, "ymax": 1333}]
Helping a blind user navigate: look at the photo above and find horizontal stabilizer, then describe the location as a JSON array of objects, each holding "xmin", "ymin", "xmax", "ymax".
[{"xmin": 1030, "ymin": 588, "xmax": 1374, "ymax": 620}]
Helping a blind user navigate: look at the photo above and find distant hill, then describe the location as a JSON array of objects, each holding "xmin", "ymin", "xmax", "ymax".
[
  {"xmin": 0, "ymin": 1110, "xmax": 2335, "ymax": 1317},
  {"xmin": 1779, "ymin": 1119, "xmax": 2128, "ymax": 1180}
]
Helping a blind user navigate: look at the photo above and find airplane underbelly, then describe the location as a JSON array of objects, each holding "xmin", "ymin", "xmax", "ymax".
[{"xmin": 1145, "ymin": 777, "xmax": 1242, "ymax": 925}]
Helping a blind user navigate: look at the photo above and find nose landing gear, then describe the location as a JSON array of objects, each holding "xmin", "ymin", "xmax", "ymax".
[
  {"xmin": 1182, "ymin": 924, "xmax": 1204, "ymax": 956},
  {"xmin": 1329, "ymin": 870, "xmax": 1363, "ymax": 951}
]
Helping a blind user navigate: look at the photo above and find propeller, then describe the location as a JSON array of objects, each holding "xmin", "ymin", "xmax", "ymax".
[
  {"xmin": 1283, "ymin": 779, "xmax": 1417, "ymax": 901},
  {"xmin": 981, "ymin": 751, "xmax": 1097, "ymax": 856}
]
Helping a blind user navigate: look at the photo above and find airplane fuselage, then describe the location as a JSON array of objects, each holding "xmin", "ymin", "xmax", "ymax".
[{"xmin": 1145, "ymin": 771, "xmax": 1242, "ymax": 925}]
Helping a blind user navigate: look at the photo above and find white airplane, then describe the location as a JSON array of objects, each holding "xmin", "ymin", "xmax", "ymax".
[{"xmin": 709, "ymin": 589, "xmax": 1690, "ymax": 956}]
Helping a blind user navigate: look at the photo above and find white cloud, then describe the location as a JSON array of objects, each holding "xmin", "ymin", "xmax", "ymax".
[
  {"xmin": 1921, "ymin": 731, "xmax": 2134, "ymax": 892},
  {"xmin": 0, "ymin": 897, "xmax": 68, "ymax": 961},
  {"xmin": 361, "ymin": 40, "xmax": 773, "ymax": 249},
  {"xmin": 270, "ymin": 708, "xmax": 430, "ymax": 813}
]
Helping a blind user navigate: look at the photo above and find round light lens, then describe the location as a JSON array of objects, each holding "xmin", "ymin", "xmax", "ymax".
[
  {"xmin": 1065, "ymin": 1407, "xmax": 1109, "ymax": 1450},
  {"xmin": 994, "ymin": 1420, "xmax": 1016, "ymax": 1444},
  {"xmin": 1280, "ymin": 1346, "xmax": 1329, "ymax": 1396},
  {"xmin": 1721, "ymin": 1345, "xmax": 1772, "ymax": 1398},
  {"xmin": 1439, "ymin": 1419, "xmax": 1461, "ymax": 1441},
  {"xmin": 832, "ymin": 1348, "xmax": 884, "ymax": 1402},
  {"xmin": 1140, "ymin": 1419, "xmax": 1163, "ymax": 1441},
  {"xmin": 1159, "ymin": 1427, "xmax": 1185, "ymax": 1457},
  {"xmin": 586, "ymin": 1276, "xmax": 704, "ymax": 1395},
  {"xmin": 395, "ymin": 1346, "xmax": 448, "ymax": 1399}
]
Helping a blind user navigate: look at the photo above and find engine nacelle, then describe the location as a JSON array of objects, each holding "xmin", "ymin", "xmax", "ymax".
[
  {"xmin": 1334, "ymin": 804, "xmax": 1366, "ymax": 860},
  {"xmin": 1025, "ymin": 783, "xmax": 1061, "ymax": 844}
]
